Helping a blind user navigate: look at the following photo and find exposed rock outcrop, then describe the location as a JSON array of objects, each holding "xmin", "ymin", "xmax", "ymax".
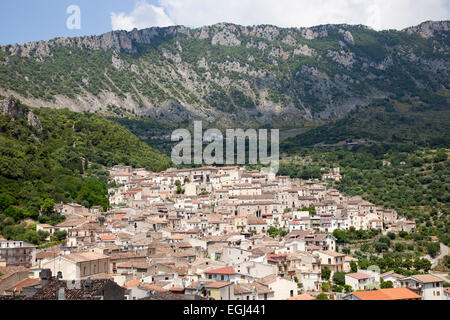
[
  {"xmin": 0, "ymin": 96, "xmax": 24, "ymax": 119},
  {"xmin": 404, "ymin": 20, "xmax": 450, "ymax": 38},
  {"xmin": 27, "ymin": 110, "xmax": 42, "ymax": 131}
]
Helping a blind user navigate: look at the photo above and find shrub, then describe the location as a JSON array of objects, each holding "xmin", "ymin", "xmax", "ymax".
[{"xmin": 316, "ymin": 293, "xmax": 328, "ymax": 300}]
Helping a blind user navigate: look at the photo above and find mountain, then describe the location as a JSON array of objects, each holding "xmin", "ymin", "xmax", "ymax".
[
  {"xmin": 281, "ymin": 97, "xmax": 450, "ymax": 151},
  {"xmin": 0, "ymin": 21, "xmax": 449, "ymax": 130},
  {"xmin": 0, "ymin": 95, "xmax": 171, "ymax": 221}
]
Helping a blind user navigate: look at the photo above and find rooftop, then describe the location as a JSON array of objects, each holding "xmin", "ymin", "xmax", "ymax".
[{"xmin": 350, "ymin": 288, "xmax": 421, "ymax": 300}]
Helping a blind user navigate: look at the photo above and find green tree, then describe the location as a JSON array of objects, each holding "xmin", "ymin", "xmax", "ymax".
[
  {"xmin": 425, "ymin": 242, "xmax": 440, "ymax": 258},
  {"xmin": 333, "ymin": 272, "xmax": 346, "ymax": 286},
  {"xmin": 374, "ymin": 241, "xmax": 389, "ymax": 253},
  {"xmin": 0, "ymin": 194, "xmax": 16, "ymax": 211},
  {"xmin": 52, "ymin": 230, "xmax": 67, "ymax": 242},
  {"xmin": 399, "ymin": 231, "xmax": 408, "ymax": 238},
  {"xmin": 394, "ymin": 242, "xmax": 405, "ymax": 252},
  {"xmin": 40, "ymin": 198, "xmax": 55, "ymax": 216},
  {"xmin": 321, "ymin": 268, "xmax": 331, "ymax": 281},
  {"xmin": 332, "ymin": 284, "xmax": 343, "ymax": 293},
  {"xmin": 380, "ymin": 280, "xmax": 393, "ymax": 289},
  {"xmin": 316, "ymin": 293, "xmax": 328, "ymax": 300},
  {"xmin": 350, "ymin": 261, "xmax": 358, "ymax": 273},
  {"xmin": 37, "ymin": 230, "xmax": 49, "ymax": 242},
  {"xmin": 379, "ymin": 236, "xmax": 391, "ymax": 246},
  {"xmin": 321, "ymin": 282, "xmax": 331, "ymax": 292}
]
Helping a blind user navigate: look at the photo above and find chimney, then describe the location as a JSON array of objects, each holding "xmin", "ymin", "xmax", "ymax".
[
  {"xmin": 39, "ymin": 269, "xmax": 52, "ymax": 287},
  {"xmin": 58, "ymin": 287, "xmax": 66, "ymax": 300}
]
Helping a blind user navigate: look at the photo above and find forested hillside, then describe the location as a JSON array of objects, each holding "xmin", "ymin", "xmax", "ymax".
[
  {"xmin": 0, "ymin": 96, "xmax": 171, "ymax": 243},
  {"xmin": 281, "ymin": 96, "xmax": 450, "ymax": 149},
  {"xmin": 279, "ymin": 144, "xmax": 450, "ymax": 247}
]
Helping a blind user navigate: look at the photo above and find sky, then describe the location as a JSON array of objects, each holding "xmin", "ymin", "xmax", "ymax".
[{"xmin": 0, "ymin": 0, "xmax": 449, "ymax": 45}]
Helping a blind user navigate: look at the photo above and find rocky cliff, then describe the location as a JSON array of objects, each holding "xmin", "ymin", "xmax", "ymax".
[{"xmin": 0, "ymin": 21, "xmax": 448, "ymax": 128}]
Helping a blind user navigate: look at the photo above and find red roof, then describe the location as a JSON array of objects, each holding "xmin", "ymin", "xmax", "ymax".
[
  {"xmin": 122, "ymin": 190, "xmax": 140, "ymax": 195},
  {"xmin": 346, "ymin": 272, "xmax": 371, "ymax": 280},
  {"xmin": 351, "ymin": 288, "xmax": 422, "ymax": 300},
  {"xmin": 99, "ymin": 234, "xmax": 115, "ymax": 241},
  {"xmin": 124, "ymin": 280, "xmax": 141, "ymax": 287},
  {"xmin": 204, "ymin": 267, "xmax": 236, "ymax": 275},
  {"xmin": 7, "ymin": 278, "xmax": 40, "ymax": 292}
]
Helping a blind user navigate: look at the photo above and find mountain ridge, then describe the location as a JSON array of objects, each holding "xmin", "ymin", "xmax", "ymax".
[
  {"xmin": 2, "ymin": 20, "xmax": 448, "ymax": 50},
  {"xmin": 0, "ymin": 20, "xmax": 449, "ymax": 129}
]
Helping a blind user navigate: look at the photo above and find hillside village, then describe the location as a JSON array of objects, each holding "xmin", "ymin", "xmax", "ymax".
[{"xmin": 0, "ymin": 165, "xmax": 447, "ymax": 301}]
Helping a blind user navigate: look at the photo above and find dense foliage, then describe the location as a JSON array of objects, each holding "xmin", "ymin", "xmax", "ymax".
[
  {"xmin": 0, "ymin": 97, "xmax": 171, "ymax": 242},
  {"xmin": 282, "ymin": 99, "xmax": 450, "ymax": 149},
  {"xmin": 280, "ymin": 143, "xmax": 449, "ymax": 249}
]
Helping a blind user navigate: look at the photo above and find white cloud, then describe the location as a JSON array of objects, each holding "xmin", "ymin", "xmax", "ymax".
[
  {"xmin": 112, "ymin": 0, "xmax": 450, "ymax": 31},
  {"xmin": 111, "ymin": 1, "xmax": 174, "ymax": 31}
]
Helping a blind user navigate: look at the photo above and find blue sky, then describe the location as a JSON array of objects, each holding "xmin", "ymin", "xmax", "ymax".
[
  {"xmin": 0, "ymin": 0, "xmax": 147, "ymax": 45},
  {"xmin": 0, "ymin": 0, "xmax": 449, "ymax": 46}
]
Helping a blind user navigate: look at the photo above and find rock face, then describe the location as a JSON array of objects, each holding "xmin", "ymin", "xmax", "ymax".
[
  {"xmin": 0, "ymin": 96, "xmax": 42, "ymax": 131},
  {"xmin": 112, "ymin": 54, "xmax": 125, "ymax": 70},
  {"xmin": 326, "ymin": 50, "xmax": 356, "ymax": 67},
  {"xmin": 298, "ymin": 25, "xmax": 329, "ymax": 40},
  {"xmin": 0, "ymin": 96, "xmax": 25, "ymax": 119},
  {"xmin": 211, "ymin": 29, "xmax": 241, "ymax": 46},
  {"xmin": 404, "ymin": 20, "xmax": 450, "ymax": 38},
  {"xmin": 0, "ymin": 21, "xmax": 449, "ymax": 127},
  {"xmin": 27, "ymin": 110, "xmax": 42, "ymax": 131},
  {"xmin": 339, "ymin": 29, "xmax": 355, "ymax": 45},
  {"xmin": 293, "ymin": 45, "xmax": 316, "ymax": 57}
]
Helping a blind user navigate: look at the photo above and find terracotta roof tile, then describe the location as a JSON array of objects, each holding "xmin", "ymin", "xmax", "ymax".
[
  {"xmin": 351, "ymin": 288, "xmax": 421, "ymax": 300},
  {"xmin": 204, "ymin": 267, "xmax": 236, "ymax": 275}
]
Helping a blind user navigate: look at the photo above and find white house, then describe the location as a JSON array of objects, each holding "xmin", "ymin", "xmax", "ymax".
[
  {"xmin": 345, "ymin": 270, "xmax": 380, "ymax": 291},
  {"xmin": 380, "ymin": 270, "xmax": 405, "ymax": 288},
  {"xmin": 258, "ymin": 275, "xmax": 298, "ymax": 300},
  {"xmin": 399, "ymin": 274, "xmax": 444, "ymax": 300}
]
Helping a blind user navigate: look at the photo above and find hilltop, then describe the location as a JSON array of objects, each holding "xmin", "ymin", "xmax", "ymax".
[{"xmin": 0, "ymin": 21, "xmax": 448, "ymax": 131}]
